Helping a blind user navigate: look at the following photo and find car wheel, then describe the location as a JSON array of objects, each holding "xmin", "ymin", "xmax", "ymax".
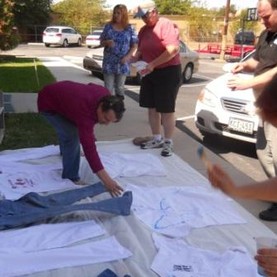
[
  {"xmin": 45, "ymin": 43, "xmax": 50, "ymax": 47},
  {"xmin": 91, "ymin": 71, "xmax": 103, "ymax": 80},
  {"xmin": 62, "ymin": 39, "xmax": 69, "ymax": 47},
  {"xmin": 183, "ymin": 63, "xmax": 193, "ymax": 83},
  {"xmin": 77, "ymin": 38, "xmax": 82, "ymax": 47}
]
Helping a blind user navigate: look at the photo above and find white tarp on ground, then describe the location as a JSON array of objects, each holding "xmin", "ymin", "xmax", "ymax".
[{"xmin": 0, "ymin": 139, "xmax": 276, "ymax": 277}]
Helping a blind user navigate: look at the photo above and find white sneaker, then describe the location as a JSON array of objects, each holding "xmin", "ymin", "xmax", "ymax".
[
  {"xmin": 161, "ymin": 141, "xmax": 173, "ymax": 157},
  {"xmin": 140, "ymin": 138, "xmax": 164, "ymax": 149}
]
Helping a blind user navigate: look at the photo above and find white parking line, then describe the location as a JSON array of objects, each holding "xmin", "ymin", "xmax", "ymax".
[
  {"xmin": 193, "ymin": 73, "xmax": 214, "ymax": 81},
  {"xmin": 176, "ymin": 115, "xmax": 195, "ymax": 121}
]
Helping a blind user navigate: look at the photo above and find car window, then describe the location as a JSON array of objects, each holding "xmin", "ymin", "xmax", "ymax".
[
  {"xmin": 241, "ymin": 49, "xmax": 255, "ymax": 62},
  {"xmin": 62, "ymin": 29, "xmax": 68, "ymax": 34},
  {"xmin": 179, "ymin": 41, "xmax": 187, "ymax": 53},
  {"xmin": 92, "ymin": 31, "xmax": 102, "ymax": 36},
  {"xmin": 234, "ymin": 31, "xmax": 255, "ymax": 45},
  {"xmin": 46, "ymin": 28, "xmax": 59, "ymax": 33}
]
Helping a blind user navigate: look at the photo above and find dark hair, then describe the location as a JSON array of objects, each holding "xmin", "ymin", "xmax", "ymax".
[
  {"xmin": 100, "ymin": 95, "xmax": 125, "ymax": 121},
  {"xmin": 269, "ymin": 0, "xmax": 277, "ymax": 9},
  {"xmin": 260, "ymin": 0, "xmax": 277, "ymax": 9}
]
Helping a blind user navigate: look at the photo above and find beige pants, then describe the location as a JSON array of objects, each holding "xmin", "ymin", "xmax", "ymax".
[{"xmin": 256, "ymin": 121, "xmax": 277, "ymax": 178}]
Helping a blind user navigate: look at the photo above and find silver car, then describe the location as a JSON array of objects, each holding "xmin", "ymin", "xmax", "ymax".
[
  {"xmin": 83, "ymin": 40, "xmax": 199, "ymax": 84},
  {"xmin": 195, "ymin": 50, "xmax": 259, "ymax": 143},
  {"xmin": 85, "ymin": 29, "xmax": 103, "ymax": 48}
]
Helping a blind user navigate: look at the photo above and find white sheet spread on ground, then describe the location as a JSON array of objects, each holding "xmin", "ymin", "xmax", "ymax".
[
  {"xmin": 0, "ymin": 236, "xmax": 132, "ymax": 277},
  {"xmin": 126, "ymin": 184, "xmax": 246, "ymax": 237},
  {"xmin": 151, "ymin": 233, "xmax": 260, "ymax": 277},
  {"xmin": 0, "ymin": 169, "xmax": 77, "ymax": 200},
  {"xmin": 0, "ymin": 220, "xmax": 106, "ymax": 252},
  {"xmin": 80, "ymin": 152, "xmax": 167, "ymax": 181},
  {"xmin": 0, "ymin": 139, "xmax": 276, "ymax": 277}
]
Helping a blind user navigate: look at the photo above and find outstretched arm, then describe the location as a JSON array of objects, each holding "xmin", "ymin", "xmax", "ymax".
[{"xmin": 208, "ymin": 164, "xmax": 277, "ymax": 202}]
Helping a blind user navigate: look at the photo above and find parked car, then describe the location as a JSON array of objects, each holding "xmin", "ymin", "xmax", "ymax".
[
  {"xmin": 42, "ymin": 26, "xmax": 82, "ymax": 47},
  {"xmin": 234, "ymin": 30, "xmax": 255, "ymax": 46},
  {"xmin": 194, "ymin": 50, "xmax": 259, "ymax": 144},
  {"xmin": 85, "ymin": 29, "xmax": 103, "ymax": 48},
  {"xmin": 83, "ymin": 40, "xmax": 199, "ymax": 84}
]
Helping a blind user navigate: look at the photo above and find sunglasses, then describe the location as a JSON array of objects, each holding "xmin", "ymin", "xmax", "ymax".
[{"xmin": 142, "ymin": 9, "xmax": 155, "ymax": 19}]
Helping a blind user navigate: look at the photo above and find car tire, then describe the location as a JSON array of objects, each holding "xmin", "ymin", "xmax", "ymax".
[
  {"xmin": 62, "ymin": 39, "xmax": 69, "ymax": 47},
  {"xmin": 77, "ymin": 38, "xmax": 82, "ymax": 47},
  {"xmin": 91, "ymin": 71, "xmax": 103, "ymax": 80},
  {"xmin": 45, "ymin": 43, "xmax": 50, "ymax": 47},
  {"xmin": 183, "ymin": 63, "xmax": 193, "ymax": 83}
]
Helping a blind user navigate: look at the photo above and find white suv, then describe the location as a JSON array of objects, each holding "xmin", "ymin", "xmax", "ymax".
[
  {"xmin": 42, "ymin": 26, "xmax": 82, "ymax": 47},
  {"xmin": 195, "ymin": 50, "xmax": 259, "ymax": 144}
]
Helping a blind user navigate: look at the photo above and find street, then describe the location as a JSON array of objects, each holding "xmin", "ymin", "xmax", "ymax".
[{"xmin": 5, "ymin": 43, "xmax": 267, "ymax": 183}]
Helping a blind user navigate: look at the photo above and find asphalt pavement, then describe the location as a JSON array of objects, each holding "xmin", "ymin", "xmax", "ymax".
[{"xmin": 7, "ymin": 55, "xmax": 277, "ymax": 233}]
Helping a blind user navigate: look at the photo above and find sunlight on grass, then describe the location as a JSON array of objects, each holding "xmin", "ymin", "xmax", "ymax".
[
  {"xmin": 0, "ymin": 113, "xmax": 58, "ymax": 151},
  {"xmin": 0, "ymin": 57, "xmax": 56, "ymax": 92}
]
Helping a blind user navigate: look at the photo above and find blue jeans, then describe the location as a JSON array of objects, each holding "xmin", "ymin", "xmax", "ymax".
[
  {"xmin": 104, "ymin": 73, "xmax": 126, "ymax": 97},
  {"xmin": 0, "ymin": 182, "xmax": 133, "ymax": 230},
  {"xmin": 42, "ymin": 112, "xmax": 80, "ymax": 181}
]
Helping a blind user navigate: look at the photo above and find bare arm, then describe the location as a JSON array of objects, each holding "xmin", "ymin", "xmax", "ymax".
[
  {"xmin": 228, "ymin": 65, "xmax": 277, "ymax": 91},
  {"xmin": 121, "ymin": 43, "xmax": 138, "ymax": 64},
  {"xmin": 232, "ymin": 57, "xmax": 259, "ymax": 73},
  {"xmin": 147, "ymin": 44, "xmax": 179, "ymax": 71},
  {"xmin": 208, "ymin": 164, "xmax": 277, "ymax": 202},
  {"xmin": 96, "ymin": 169, "xmax": 123, "ymax": 197}
]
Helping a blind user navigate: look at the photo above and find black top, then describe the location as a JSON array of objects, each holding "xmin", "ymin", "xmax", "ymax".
[{"xmin": 254, "ymin": 29, "xmax": 277, "ymax": 76}]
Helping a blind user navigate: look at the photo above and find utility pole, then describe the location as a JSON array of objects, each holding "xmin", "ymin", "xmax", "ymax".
[{"xmin": 219, "ymin": 0, "xmax": 231, "ymax": 60}]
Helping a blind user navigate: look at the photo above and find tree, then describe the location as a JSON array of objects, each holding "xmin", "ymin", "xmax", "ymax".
[
  {"xmin": 155, "ymin": 0, "xmax": 193, "ymax": 15},
  {"xmin": 52, "ymin": 0, "xmax": 108, "ymax": 35},
  {"xmin": 0, "ymin": 0, "xmax": 19, "ymax": 51},
  {"xmin": 13, "ymin": 0, "xmax": 53, "ymax": 42},
  {"xmin": 187, "ymin": 6, "xmax": 219, "ymax": 42}
]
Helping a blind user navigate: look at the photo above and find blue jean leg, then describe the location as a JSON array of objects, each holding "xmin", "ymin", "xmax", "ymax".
[
  {"xmin": 0, "ymin": 182, "xmax": 132, "ymax": 230},
  {"xmin": 41, "ymin": 112, "xmax": 80, "ymax": 181},
  {"xmin": 104, "ymin": 73, "xmax": 126, "ymax": 97},
  {"xmin": 19, "ymin": 182, "xmax": 107, "ymax": 208}
]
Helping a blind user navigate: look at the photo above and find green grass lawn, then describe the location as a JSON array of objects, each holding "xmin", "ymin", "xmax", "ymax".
[
  {"xmin": 0, "ymin": 113, "xmax": 58, "ymax": 151},
  {"xmin": 0, "ymin": 56, "xmax": 57, "ymax": 150},
  {"xmin": 0, "ymin": 57, "xmax": 56, "ymax": 92}
]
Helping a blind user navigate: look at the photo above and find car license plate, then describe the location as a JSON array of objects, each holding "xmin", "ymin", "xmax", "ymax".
[{"xmin": 228, "ymin": 118, "xmax": 254, "ymax": 134}]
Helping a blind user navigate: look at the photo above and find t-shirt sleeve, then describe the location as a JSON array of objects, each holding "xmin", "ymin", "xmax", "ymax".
[{"xmin": 161, "ymin": 20, "xmax": 180, "ymax": 47}]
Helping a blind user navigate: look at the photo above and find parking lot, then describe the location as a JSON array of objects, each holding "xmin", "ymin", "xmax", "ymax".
[{"xmin": 5, "ymin": 43, "xmax": 266, "ymax": 184}]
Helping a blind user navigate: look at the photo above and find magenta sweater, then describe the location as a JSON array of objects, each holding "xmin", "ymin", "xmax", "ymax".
[{"xmin": 37, "ymin": 81, "xmax": 110, "ymax": 173}]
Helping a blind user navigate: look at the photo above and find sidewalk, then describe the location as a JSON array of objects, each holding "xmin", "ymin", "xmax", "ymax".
[{"xmin": 28, "ymin": 56, "xmax": 277, "ymax": 234}]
